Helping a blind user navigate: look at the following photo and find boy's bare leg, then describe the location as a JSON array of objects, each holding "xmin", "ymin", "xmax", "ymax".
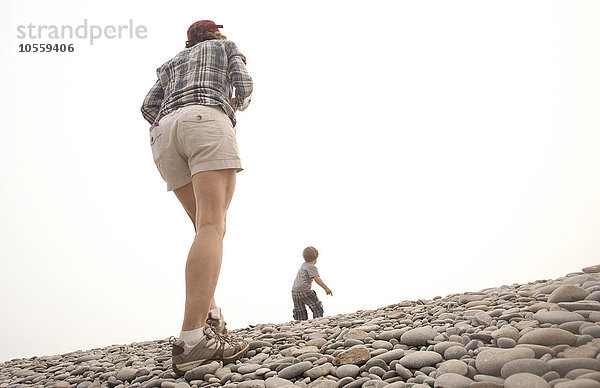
[{"xmin": 173, "ymin": 169, "xmax": 236, "ymax": 331}]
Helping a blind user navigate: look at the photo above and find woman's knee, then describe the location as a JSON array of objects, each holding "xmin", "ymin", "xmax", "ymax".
[{"xmin": 195, "ymin": 220, "xmax": 226, "ymax": 238}]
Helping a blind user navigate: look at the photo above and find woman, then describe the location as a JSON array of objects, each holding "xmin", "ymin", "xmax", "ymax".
[{"xmin": 141, "ymin": 20, "xmax": 253, "ymax": 374}]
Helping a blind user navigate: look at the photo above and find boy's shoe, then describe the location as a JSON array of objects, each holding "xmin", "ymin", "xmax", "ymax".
[
  {"xmin": 171, "ymin": 326, "xmax": 248, "ymax": 375},
  {"xmin": 206, "ymin": 308, "xmax": 227, "ymax": 334}
]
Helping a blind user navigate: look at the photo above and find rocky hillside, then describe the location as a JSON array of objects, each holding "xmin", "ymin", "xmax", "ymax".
[{"xmin": 3, "ymin": 265, "xmax": 600, "ymax": 388}]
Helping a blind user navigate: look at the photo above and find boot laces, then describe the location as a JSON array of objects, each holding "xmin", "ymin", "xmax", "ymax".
[{"xmin": 203, "ymin": 326, "xmax": 237, "ymax": 347}]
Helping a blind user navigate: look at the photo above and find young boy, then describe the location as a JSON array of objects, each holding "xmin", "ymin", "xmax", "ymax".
[{"xmin": 292, "ymin": 246, "xmax": 332, "ymax": 320}]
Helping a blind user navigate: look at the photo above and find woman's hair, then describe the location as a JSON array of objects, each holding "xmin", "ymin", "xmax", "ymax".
[
  {"xmin": 303, "ymin": 246, "xmax": 319, "ymax": 262},
  {"xmin": 186, "ymin": 31, "xmax": 228, "ymax": 48}
]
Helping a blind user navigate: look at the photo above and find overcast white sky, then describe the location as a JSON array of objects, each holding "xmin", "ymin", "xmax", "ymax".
[{"xmin": 1, "ymin": 0, "xmax": 599, "ymax": 362}]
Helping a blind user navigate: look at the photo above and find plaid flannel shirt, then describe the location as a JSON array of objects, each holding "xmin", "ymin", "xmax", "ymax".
[{"xmin": 141, "ymin": 39, "xmax": 252, "ymax": 128}]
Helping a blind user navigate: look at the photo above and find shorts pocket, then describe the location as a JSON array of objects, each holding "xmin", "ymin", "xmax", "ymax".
[
  {"xmin": 180, "ymin": 108, "xmax": 218, "ymax": 125},
  {"xmin": 149, "ymin": 128, "xmax": 164, "ymax": 164},
  {"xmin": 149, "ymin": 130, "xmax": 162, "ymax": 145}
]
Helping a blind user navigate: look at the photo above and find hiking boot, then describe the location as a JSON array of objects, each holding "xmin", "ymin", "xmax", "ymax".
[
  {"xmin": 171, "ymin": 326, "xmax": 248, "ymax": 375},
  {"xmin": 206, "ymin": 308, "xmax": 227, "ymax": 335}
]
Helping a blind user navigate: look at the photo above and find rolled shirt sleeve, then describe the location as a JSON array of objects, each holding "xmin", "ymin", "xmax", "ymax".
[
  {"xmin": 227, "ymin": 44, "xmax": 253, "ymax": 111},
  {"xmin": 141, "ymin": 80, "xmax": 164, "ymax": 124}
]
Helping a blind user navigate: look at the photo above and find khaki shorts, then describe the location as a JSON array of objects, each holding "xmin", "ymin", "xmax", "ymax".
[{"xmin": 149, "ymin": 105, "xmax": 243, "ymax": 191}]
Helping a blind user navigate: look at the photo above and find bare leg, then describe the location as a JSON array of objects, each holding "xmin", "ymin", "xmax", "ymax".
[
  {"xmin": 173, "ymin": 169, "xmax": 236, "ymax": 331},
  {"xmin": 174, "ymin": 183, "xmax": 221, "ymax": 312}
]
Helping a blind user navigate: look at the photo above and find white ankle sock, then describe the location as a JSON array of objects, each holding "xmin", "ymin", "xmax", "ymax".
[
  {"xmin": 208, "ymin": 307, "xmax": 221, "ymax": 320},
  {"xmin": 179, "ymin": 326, "xmax": 205, "ymax": 346}
]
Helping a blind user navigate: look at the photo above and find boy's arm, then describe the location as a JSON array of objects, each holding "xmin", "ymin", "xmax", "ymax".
[{"xmin": 314, "ymin": 276, "xmax": 332, "ymax": 295}]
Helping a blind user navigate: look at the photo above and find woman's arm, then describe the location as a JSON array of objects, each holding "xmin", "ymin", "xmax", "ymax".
[
  {"xmin": 141, "ymin": 80, "xmax": 164, "ymax": 124},
  {"xmin": 227, "ymin": 43, "xmax": 253, "ymax": 112}
]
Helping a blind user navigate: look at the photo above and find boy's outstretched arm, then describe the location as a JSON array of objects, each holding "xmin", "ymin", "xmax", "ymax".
[{"xmin": 314, "ymin": 276, "xmax": 332, "ymax": 295}]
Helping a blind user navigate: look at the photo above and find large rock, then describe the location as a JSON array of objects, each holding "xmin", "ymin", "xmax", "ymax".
[
  {"xmin": 239, "ymin": 380, "xmax": 266, "ymax": 388},
  {"xmin": 307, "ymin": 381, "xmax": 339, "ymax": 388},
  {"xmin": 554, "ymin": 379, "xmax": 600, "ymax": 388},
  {"xmin": 215, "ymin": 367, "xmax": 232, "ymax": 380},
  {"xmin": 433, "ymin": 341, "xmax": 463, "ymax": 355},
  {"xmin": 528, "ymin": 302, "xmax": 555, "ymax": 313},
  {"xmin": 491, "ymin": 326, "xmax": 520, "ymax": 342},
  {"xmin": 470, "ymin": 382, "xmax": 504, "ymax": 388},
  {"xmin": 238, "ymin": 364, "xmax": 262, "ymax": 374},
  {"xmin": 249, "ymin": 340, "xmax": 272, "ymax": 350},
  {"xmin": 371, "ymin": 349, "xmax": 405, "ymax": 364},
  {"xmin": 547, "ymin": 358, "xmax": 600, "ymax": 377},
  {"xmin": 437, "ymin": 360, "xmax": 468, "ymax": 376},
  {"xmin": 472, "ymin": 375, "xmax": 506, "ymax": 385},
  {"xmin": 304, "ymin": 363, "xmax": 333, "ymax": 379},
  {"xmin": 355, "ymin": 324, "xmax": 380, "ymax": 332},
  {"xmin": 398, "ymin": 351, "xmax": 443, "ymax": 369},
  {"xmin": 564, "ymin": 274, "xmax": 593, "ymax": 285},
  {"xmin": 395, "ymin": 363, "xmax": 413, "ymax": 379},
  {"xmin": 504, "ymin": 373, "xmax": 550, "ymax": 387},
  {"xmin": 475, "ymin": 348, "xmax": 535, "ymax": 376},
  {"xmin": 433, "ymin": 373, "xmax": 472, "ymax": 387},
  {"xmin": 558, "ymin": 301, "xmax": 600, "ymax": 311},
  {"xmin": 576, "ymin": 372, "xmax": 600, "ymax": 380},
  {"xmin": 590, "ymin": 312, "xmax": 600, "ymax": 322},
  {"xmin": 459, "ymin": 294, "xmax": 485, "ymax": 304},
  {"xmin": 582, "ymin": 326, "xmax": 600, "ymax": 338},
  {"xmin": 360, "ymin": 381, "xmax": 386, "ymax": 388},
  {"xmin": 548, "ymin": 285, "xmax": 590, "ymax": 303},
  {"xmin": 561, "ymin": 344, "xmax": 599, "ymax": 358},
  {"xmin": 343, "ymin": 329, "xmax": 369, "ymax": 340},
  {"xmin": 473, "ymin": 312, "xmax": 493, "ymax": 325},
  {"xmin": 265, "ymin": 377, "xmax": 294, "ymax": 388},
  {"xmin": 444, "ymin": 345, "xmax": 467, "ymax": 359},
  {"xmin": 377, "ymin": 329, "xmax": 407, "ymax": 341},
  {"xmin": 400, "ymin": 327, "xmax": 438, "ymax": 346},
  {"xmin": 515, "ymin": 344, "xmax": 556, "ymax": 358},
  {"xmin": 292, "ymin": 346, "xmax": 319, "ymax": 357},
  {"xmin": 365, "ymin": 358, "xmax": 389, "ymax": 371},
  {"xmin": 533, "ymin": 311, "xmax": 585, "ymax": 325},
  {"xmin": 535, "ymin": 284, "xmax": 563, "ymax": 295},
  {"xmin": 332, "ymin": 345, "xmax": 371, "ymax": 366},
  {"xmin": 372, "ymin": 340, "xmax": 393, "ymax": 350},
  {"xmin": 498, "ymin": 338, "xmax": 517, "ymax": 348},
  {"xmin": 305, "ymin": 338, "xmax": 327, "ymax": 348},
  {"xmin": 517, "ymin": 328, "xmax": 578, "ymax": 346},
  {"xmin": 583, "ymin": 265, "xmax": 600, "ymax": 274},
  {"xmin": 336, "ymin": 364, "xmax": 360, "ymax": 378},
  {"xmin": 515, "ymin": 320, "xmax": 539, "ymax": 330},
  {"xmin": 500, "ymin": 359, "xmax": 551, "ymax": 378},
  {"xmin": 278, "ymin": 361, "xmax": 313, "ymax": 379},
  {"xmin": 184, "ymin": 361, "xmax": 220, "ymax": 381},
  {"xmin": 116, "ymin": 367, "xmax": 137, "ymax": 382}
]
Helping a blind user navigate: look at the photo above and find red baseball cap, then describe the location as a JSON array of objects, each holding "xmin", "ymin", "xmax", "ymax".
[{"xmin": 187, "ymin": 20, "xmax": 223, "ymax": 39}]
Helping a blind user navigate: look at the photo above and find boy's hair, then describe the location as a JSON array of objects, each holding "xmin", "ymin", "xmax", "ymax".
[
  {"xmin": 303, "ymin": 246, "xmax": 319, "ymax": 262},
  {"xmin": 186, "ymin": 31, "xmax": 228, "ymax": 48}
]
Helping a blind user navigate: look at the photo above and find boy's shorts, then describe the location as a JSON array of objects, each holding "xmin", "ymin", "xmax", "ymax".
[
  {"xmin": 292, "ymin": 290, "xmax": 324, "ymax": 320},
  {"xmin": 149, "ymin": 105, "xmax": 243, "ymax": 191}
]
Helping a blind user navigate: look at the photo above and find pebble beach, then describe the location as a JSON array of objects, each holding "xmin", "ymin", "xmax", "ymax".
[{"xmin": 3, "ymin": 265, "xmax": 600, "ymax": 388}]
